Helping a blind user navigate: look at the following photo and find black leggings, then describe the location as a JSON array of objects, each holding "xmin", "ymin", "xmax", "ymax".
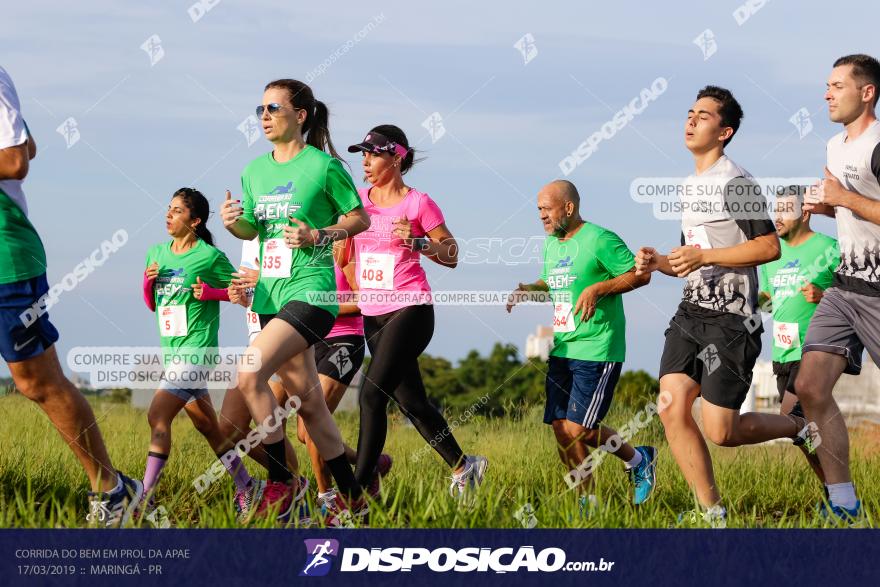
[{"xmin": 354, "ymin": 304, "xmax": 465, "ymax": 486}]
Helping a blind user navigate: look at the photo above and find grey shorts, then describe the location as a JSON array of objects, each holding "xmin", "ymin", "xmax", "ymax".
[
  {"xmin": 158, "ymin": 362, "xmax": 210, "ymax": 403},
  {"xmin": 802, "ymin": 287, "xmax": 880, "ymax": 375}
]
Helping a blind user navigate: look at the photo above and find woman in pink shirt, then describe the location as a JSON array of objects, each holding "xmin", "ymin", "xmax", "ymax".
[
  {"xmin": 347, "ymin": 125, "xmax": 488, "ymax": 498},
  {"xmin": 296, "ymin": 239, "xmax": 391, "ymax": 510}
]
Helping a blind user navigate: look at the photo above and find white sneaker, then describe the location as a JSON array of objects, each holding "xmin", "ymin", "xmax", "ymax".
[
  {"xmin": 449, "ymin": 455, "xmax": 489, "ymax": 497},
  {"xmin": 317, "ymin": 488, "xmax": 338, "ymax": 515}
]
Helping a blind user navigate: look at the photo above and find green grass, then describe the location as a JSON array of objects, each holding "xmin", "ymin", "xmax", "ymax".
[{"xmin": 1, "ymin": 394, "xmax": 877, "ymax": 528}]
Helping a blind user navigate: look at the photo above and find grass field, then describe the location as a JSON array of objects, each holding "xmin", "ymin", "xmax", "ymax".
[{"xmin": 1, "ymin": 394, "xmax": 878, "ymax": 528}]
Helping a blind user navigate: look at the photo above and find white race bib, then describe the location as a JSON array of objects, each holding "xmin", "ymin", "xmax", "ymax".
[
  {"xmin": 246, "ymin": 307, "xmax": 261, "ymax": 336},
  {"xmin": 773, "ymin": 321, "xmax": 800, "ymax": 350},
  {"xmin": 684, "ymin": 225, "xmax": 712, "ymax": 249},
  {"xmin": 261, "ymin": 238, "xmax": 292, "ymax": 278},
  {"xmin": 160, "ymin": 305, "xmax": 188, "ymax": 337},
  {"xmin": 553, "ymin": 302, "xmax": 576, "ymax": 333},
  {"xmin": 360, "ymin": 252, "xmax": 395, "ymax": 290}
]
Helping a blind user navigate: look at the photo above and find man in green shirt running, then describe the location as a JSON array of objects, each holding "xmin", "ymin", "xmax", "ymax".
[
  {"xmin": 0, "ymin": 65, "xmax": 142, "ymax": 526},
  {"xmin": 758, "ymin": 186, "xmax": 838, "ymax": 486},
  {"xmin": 507, "ymin": 180, "xmax": 656, "ymax": 513}
]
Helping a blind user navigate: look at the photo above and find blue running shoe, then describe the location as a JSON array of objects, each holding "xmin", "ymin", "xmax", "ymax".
[
  {"xmin": 86, "ymin": 471, "xmax": 143, "ymax": 528},
  {"xmin": 818, "ymin": 500, "xmax": 862, "ymax": 525},
  {"xmin": 628, "ymin": 446, "xmax": 656, "ymax": 505}
]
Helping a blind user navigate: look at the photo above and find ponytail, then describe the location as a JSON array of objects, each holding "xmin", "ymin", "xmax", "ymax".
[
  {"xmin": 307, "ymin": 100, "xmax": 343, "ymax": 160},
  {"xmin": 172, "ymin": 187, "xmax": 214, "ymax": 246},
  {"xmin": 265, "ymin": 79, "xmax": 343, "ymax": 162}
]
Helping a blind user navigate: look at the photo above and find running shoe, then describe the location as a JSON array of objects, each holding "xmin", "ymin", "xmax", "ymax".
[
  {"xmin": 253, "ymin": 479, "xmax": 295, "ymax": 521},
  {"xmin": 627, "ymin": 446, "xmax": 657, "ymax": 505},
  {"xmin": 234, "ymin": 479, "xmax": 266, "ymax": 524},
  {"xmin": 790, "ymin": 413, "xmax": 819, "ymax": 453},
  {"xmin": 366, "ymin": 453, "xmax": 393, "ymax": 499},
  {"xmin": 323, "ymin": 493, "xmax": 369, "ymax": 528},
  {"xmin": 676, "ymin": 505, "xmax": 727, "ymax": 528},
  {"xmin": 281, "ymin": 475, "xmax": 311, "ymax": 526},
  {"xmin": 818, "ymin": 500, "xmax": 862, "ymax": 526},
  {"xmin": 449, "ymin": 455, "xmax": 489, "ymax": 498},
  {"xmin": 317, "ymin": 488, "xmax": 338, "ymax": 516},
  {"xmin": 86, "ymin": 471, "xmax": 143, "ymax": 528}
]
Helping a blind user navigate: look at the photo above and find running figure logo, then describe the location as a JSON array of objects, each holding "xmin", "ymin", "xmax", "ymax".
[
  {"xmin": 56, "ymin": 117, "xmax": 80, "ymax": 149},
  {"xmin": 422, "ymin": 112, "xmax": 446, "ymax": 143},
  {"xmin": 329, "ymin": 345, "xmax": 353, "ymax": 378},
  {"xmin": 693, "ymin": 29, "xmax": 717, "ymax": 61},
  {"xmin": 85, "ymin": 499, "xmax": 111, "ymax": 524},
  {"xmin": 789, "ymin": 107, "xmax": 813, "ymax": 139},
  {"xmin": 300, "ymin": 539, "xmax": 340, "ymax": 577},
  {"xmin": 238, "ymin": 115, "xmax": 260, "ymax": 147},
  {"xmin": 697, "ymin": 344, "xmax": 721, "ymax": 375},
  {"xmin": 140, "ymin": 34, "xmax": 165, "ymax": 66},
  {"xmin": 513, "ymin": 33, "xmax": 538, "ymax": 65}
]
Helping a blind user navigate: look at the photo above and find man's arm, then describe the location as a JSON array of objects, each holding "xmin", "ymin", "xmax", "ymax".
[
  {"xmin": 0, "ymin": 141, "xmax": 29, "ymax": 180},
  {"xmin": 702, "ymin": 232, "xmax": 781, "ymax": 268},
  {"xmin": 821, "ymin": 165, "xmax": 880, "ymax": 224},
  {"xmin": 574, "ymin": 267, "xmax": 649, "ymax": 321},
  {"xmin": 635, "ymin": 247, "xmax": 677, "ymax": 277},
  {"xmin": 505, "ymin": 279, "xmax": 549, "ymax": 313},
  {"xmin": 831, "ymin": 190, "xmax": 880, "ymax": 225},
  {"xmin": 668, "ymin": 233, "xmax": 780, "ymax": 277}
]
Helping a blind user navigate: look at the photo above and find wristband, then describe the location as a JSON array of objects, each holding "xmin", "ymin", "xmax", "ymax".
[{"xmin": 411, "ymin": 237, "xmax": 428, "ymax": 252}]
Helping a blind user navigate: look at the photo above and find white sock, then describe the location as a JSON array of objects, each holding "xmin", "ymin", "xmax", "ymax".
[
  {"xmin": 827, "ymin": 482, "xmax": 858, "ymax": 510},
  {"xmin": 624, "ymin": 450, "xmax": 643, "ymax": 469}
]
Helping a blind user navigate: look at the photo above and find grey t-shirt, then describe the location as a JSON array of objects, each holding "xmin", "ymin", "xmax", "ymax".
[{"xmin": 678, "ymin": 155, "xmax": 775, "ymax": 318}]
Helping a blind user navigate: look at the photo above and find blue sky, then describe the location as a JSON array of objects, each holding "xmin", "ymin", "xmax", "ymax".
[{"xmin": 2, "ymin": 0, "xmax": 869, "ymax": 379}]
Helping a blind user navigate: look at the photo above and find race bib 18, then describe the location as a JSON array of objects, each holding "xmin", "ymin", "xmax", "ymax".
[{"xmin": 246, "ymin": 308, "xmax": 261, "ymax": 336}]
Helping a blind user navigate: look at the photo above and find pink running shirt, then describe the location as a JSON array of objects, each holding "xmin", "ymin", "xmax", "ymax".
[{"xmin": 353, "ymin": 187, "xmax": 445, "ymax": 316}]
